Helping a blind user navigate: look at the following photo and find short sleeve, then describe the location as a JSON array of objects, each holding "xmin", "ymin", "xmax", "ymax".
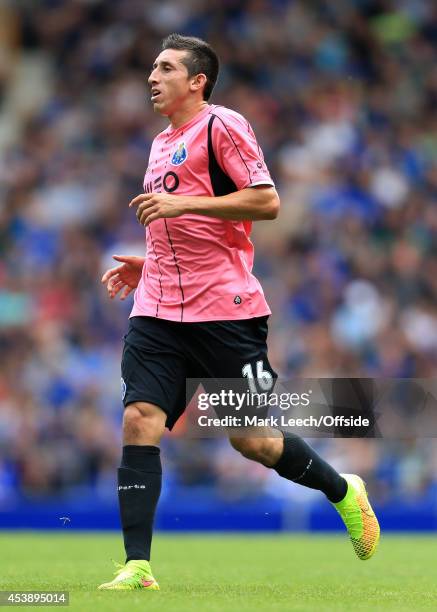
[{"xmin": 211, "ymin": 111, "xmax": 274, "ymax": 191}]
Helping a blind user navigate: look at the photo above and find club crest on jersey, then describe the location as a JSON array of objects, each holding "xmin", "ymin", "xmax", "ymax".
[{"xmin": 171, "ymin": 142, "xmax": 188, "ymax": 166}]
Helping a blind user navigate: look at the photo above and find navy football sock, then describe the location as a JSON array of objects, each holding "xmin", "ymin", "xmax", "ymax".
[
  {"xmin": 274, "ymin": 432, "xmax": 347, "ymax": 503},
  {"xmin": 118, "ymin": 445, "xmax": 162, "ymax": 562}
]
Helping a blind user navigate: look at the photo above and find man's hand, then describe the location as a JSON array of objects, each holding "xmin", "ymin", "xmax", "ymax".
[
  {"xmin": 101, "ymin": 254, "xmax": 144, "ymax": 300},
  {"xmin": 129, "ymin": 193, "xmax": 189, "ymax": 226}
]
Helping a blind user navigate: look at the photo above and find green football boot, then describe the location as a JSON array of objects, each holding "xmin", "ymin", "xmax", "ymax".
[
  {"xmin": 333, "ymin": 473, "xmax": 380, "ymax": 560},
  {"xmin": 98, "ymin": 559, "xmax": 160, "ymax": 590}
]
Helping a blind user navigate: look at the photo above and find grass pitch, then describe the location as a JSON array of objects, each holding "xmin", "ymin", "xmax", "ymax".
[{"xmin": 0, "ymin": 532, "xmax": 436, "ymax": 611}]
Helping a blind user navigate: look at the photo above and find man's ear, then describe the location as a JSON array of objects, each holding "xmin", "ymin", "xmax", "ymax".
[{"xmin": 190, "ymin": 73, "xmax": 207, "ymax": 93}]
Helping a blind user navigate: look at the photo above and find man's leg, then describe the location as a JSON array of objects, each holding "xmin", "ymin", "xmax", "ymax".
[
  {"xmin": 229, "ymin": 429, "xmax": 380, "ymax": 560},
  {"xmin": 99, "ymin": 402, "xmax": 166, "ymax": 590},
  {"xmin": 119, "ymin": 402, "xmax": 166, "ymax": 562},
  {"xmin": 229, "ymin": 430, "xmax": 347, "ymax": 501}
]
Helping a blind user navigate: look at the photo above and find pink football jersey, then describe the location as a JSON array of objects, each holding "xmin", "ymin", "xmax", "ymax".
[{"xmin": 130, "ymin": 104, "xmax": 275, "ymax": 322}]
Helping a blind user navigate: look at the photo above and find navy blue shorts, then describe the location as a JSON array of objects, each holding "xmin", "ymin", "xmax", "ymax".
[{"xmin": 121, "ymin": 316, "xmax": 277, "ymax": 429}]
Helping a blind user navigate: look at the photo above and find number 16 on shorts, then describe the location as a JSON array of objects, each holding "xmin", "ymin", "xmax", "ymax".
[{"xmin": 242, "ymin": 360, "xmax": 274, "ymax": 393}]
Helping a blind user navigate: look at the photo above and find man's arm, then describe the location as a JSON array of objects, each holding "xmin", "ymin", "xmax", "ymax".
[{"xmin": 130, "ymin": 186, "xmax": 280, "ymax": 226}]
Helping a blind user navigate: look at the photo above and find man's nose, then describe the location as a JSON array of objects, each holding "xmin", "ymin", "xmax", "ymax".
[{"xmin": 148, "ymin": 70, "xmax": 158, "ymax": 86}]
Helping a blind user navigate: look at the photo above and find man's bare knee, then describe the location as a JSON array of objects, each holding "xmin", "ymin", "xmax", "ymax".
[
  {"xmin": 123, "ymin": 402, "xmax": 166, "ymax": 445},
  {"xmin": 229, "ymin": 436, "xmax": 262, "ymax": 461},
  {"xmin": 229, "ymin": 435, "xmax": 283, "ymax": 467}
]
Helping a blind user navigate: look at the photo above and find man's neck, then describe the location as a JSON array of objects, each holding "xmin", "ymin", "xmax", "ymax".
[{"xmin": 169, "ymin": 100, "xmax": 209, "ymax": 130}]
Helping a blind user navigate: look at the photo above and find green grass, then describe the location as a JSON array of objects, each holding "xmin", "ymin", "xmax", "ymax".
[{"xmin": 0, "ymin": 532, "xmax": 436, "ymax": 611}]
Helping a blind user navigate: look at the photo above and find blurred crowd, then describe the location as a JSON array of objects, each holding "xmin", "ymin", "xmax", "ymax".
[{"xmin": 0, "ymin": 0, "xmax": 436, "ymax": 507}]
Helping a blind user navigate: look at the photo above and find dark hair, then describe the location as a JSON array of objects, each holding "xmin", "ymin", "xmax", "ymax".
[{"xmin": 162, "ymin": 33, "xmax": 219, "ymax": 101}]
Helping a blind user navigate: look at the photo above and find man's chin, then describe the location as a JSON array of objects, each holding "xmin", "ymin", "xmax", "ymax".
[{"xmin": 151, "ymin": 101, "xmax": 170, "ymax": 116}]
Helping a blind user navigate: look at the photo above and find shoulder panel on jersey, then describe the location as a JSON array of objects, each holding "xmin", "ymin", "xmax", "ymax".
[
  {"xmin": 207, "ymin": 114, "xmax": 238, "ymax": 197},
  {"xmin": 211, "ymin": 104, "xmax": 246, "ymax": 124}
]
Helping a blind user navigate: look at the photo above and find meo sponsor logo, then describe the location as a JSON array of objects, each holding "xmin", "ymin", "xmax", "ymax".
[{"xmin": 144, "ymin": 171, "xmax": 180, "ymax": 194}]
